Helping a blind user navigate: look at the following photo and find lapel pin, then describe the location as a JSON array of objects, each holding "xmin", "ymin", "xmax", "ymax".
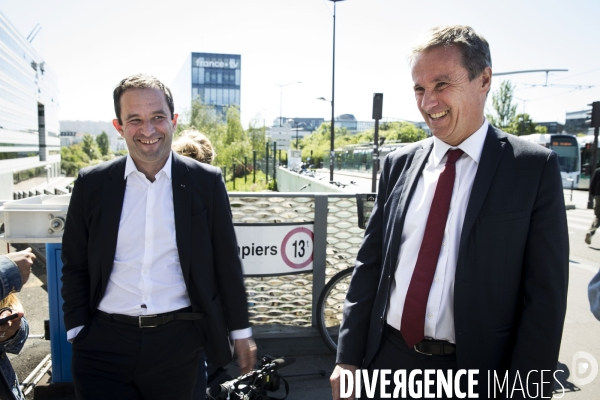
[{"xmin": 181, "ymin": 184, "xmax": 186, "ymax": 188}]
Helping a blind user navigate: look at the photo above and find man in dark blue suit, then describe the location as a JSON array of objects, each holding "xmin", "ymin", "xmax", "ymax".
[{"xmin": 331, "ymin": 26, "xmax": 568, "ymax": 399}]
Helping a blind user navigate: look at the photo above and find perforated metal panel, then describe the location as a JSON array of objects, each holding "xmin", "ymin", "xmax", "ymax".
[{"xmin": 230, "ymin": 194, "xmax": 365, "ymax": 327}]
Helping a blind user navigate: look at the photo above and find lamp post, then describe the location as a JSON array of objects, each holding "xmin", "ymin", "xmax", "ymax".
[
  {"xmin": 327, "ymin": 0, "xmax": 346, "ymax": 182},
  {"xmin": 275, "ymin": 81, "xmax": 301, "ymax": 127},
  {"xmin": 294, "ymin": 121, "xmax": 300, "ymax": 149}
]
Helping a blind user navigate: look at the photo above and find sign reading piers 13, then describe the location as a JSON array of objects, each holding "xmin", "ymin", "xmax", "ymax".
[{"xmin": 234, "ymin": 222, "xmax": 314, "ymax": 276}]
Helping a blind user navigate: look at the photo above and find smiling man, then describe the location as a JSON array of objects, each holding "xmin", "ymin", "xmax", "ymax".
[
  {"xmin": 330, "ymin": 26, "xmax": 569, "ymax": 399},
  {"xmin": 61, "ymin": 74, "xmax": 255, "ymax": 399}
]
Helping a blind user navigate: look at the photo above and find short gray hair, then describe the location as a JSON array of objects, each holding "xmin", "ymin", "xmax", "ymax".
[{"xmin": 409, "ymin": 25, "xmax": 492, "ymax": 81}]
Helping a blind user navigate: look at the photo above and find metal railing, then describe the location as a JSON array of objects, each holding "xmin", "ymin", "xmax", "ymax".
[{"xmin": 230, "ymin": 193, "xmax": 369, "ymax": 327}]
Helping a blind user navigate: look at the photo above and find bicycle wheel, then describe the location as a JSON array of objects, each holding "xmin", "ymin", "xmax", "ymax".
[{"xmin": 316, "ymin": 267, "xmax": 354, "ymax": 354}]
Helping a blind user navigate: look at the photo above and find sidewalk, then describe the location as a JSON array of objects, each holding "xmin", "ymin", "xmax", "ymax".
[{"xmin": 33, "ymin": 326, "xmax": 336, "ymax": 400}]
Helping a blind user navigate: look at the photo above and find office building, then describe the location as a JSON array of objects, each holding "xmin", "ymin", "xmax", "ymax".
[
  {"xmin": 537, "ymin": 121, "xmax": 565, "ymax": 134},
  {"xmin": 172, "ymin": 52, "xmax": 241, "ymax": 119},
  {"xmin": 565, "ymin": 110, "xmax": 592, "ymax": 135},
  {"xmin": 0, "ymin": 10, "xmax": 61, "ymax": 199}
]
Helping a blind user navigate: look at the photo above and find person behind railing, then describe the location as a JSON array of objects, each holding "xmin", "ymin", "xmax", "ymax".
[
  {"xmin": 173, "ymin": 128, "xmax": 216, "ymax": 399},
  {"xmin": 0, "ymin": 248, "xmax": 34, "ymax": 400},
  {"xmin": 172, "ymin": 129, "xmax": 216, "ymax": 165}
]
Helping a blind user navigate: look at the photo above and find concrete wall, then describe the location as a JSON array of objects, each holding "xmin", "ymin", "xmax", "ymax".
[
  {"xmin": 276, "ymin": 167, "xmax": 344, "ymax": 193},
  {"xmin": 0, "ymin": 172, "xmax": 13, "ymax": 200}
]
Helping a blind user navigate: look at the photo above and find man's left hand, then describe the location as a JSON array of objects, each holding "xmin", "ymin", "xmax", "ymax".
[{"xmin": 234, "ymin": 337, "xmax": 257, "ymax": 374}]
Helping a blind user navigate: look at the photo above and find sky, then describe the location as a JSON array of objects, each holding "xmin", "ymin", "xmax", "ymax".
[{"xmin": 1, "ymin": 0, "xmax": 599, "ymax": 129}]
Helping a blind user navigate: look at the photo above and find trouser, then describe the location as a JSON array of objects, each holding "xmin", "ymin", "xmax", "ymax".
[
  {"xmin": 363, "ymin": 328, "xmax": 459, "ymax": 400},
  {"xmin": 588, "ymin": 195, "xmax": 600, "ymax": 236},
  {"xmin": 71, "ymin": 311, "xmax": 205, "ymax": 400}
]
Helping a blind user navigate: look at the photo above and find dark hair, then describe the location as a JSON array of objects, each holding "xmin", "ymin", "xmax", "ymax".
[
  {"xmin": 409, "ymin": 25, "xmax": 492, "ymax": 81},
  {"xmin": 113, "ymin": 74, "xmax": 174, "ymax": 124}
]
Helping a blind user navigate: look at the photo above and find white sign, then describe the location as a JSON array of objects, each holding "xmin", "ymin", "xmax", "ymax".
[
  {"xmin": 195, "ymin": 59, "xmax": 240, "ymax": 69},
  {"xmin": 234, "ymin": 223, "xmax": 314, "ymax": 276}
]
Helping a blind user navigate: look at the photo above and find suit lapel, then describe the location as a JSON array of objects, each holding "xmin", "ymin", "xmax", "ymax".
[
  {"xmin": 171, "ymin": 153, "xmax": 192, "ymax": 283},
  {"xmin": 100, "ymin": 158, "xmax": 127, "ymax": 291},
  {"xmin": 458, "ymin": 126, "xmax": 506, "ymax": 261},
  {"xmin": 386, "ymin": 140, "xmax": 433, "ymax": 270}
]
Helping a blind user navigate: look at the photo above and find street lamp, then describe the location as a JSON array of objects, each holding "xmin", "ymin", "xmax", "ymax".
[
  {"xmin": 327, "ymin": 0, "xmax": 346, "ymax": 182},
  {"xmin": 275, "ymin": 81, "xmax": 301, "ymax": 127},
  {"xmin": 294, "ymin": 121, "xmax": 300, "ymax": 149}
]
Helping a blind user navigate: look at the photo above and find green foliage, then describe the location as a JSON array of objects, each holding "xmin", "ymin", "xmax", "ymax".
[
  {"xmin": 224, "ymin": 170, "xmax": 271, "ymax": 192},
  {"xmin": 96, "ymin": 131, "xmax": 111, "ymax": 156},
  {"xmin": 177, "ymin": 100, "xmax": 266, "ymax": 172},
  {"xmin": 377, "ymin": 121, "xmax": 427, "ymax": 142},
  {"xmin": 534, "ymin": 125, "xmax": 548, "ymax": 133},
  {"xmin": 486, "ymin": 80, "xmax": 517, "ymax": 129},
  {"xmin": 82, "ymin": 133, "xmax": 101, "ymax": 160},
  {"xmin": 61, "ymin": 144, "xmax": 90, "ymax": 176},
  {"xmin": 505, "ymin": 113, "xmax": 537, "ymax": 136},
  {"xmin": 300, "ymin": 121, "xmax": 426, "ymax": 166}
]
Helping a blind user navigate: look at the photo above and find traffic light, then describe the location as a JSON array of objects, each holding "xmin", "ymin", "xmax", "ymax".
[
  {"xmin": 372, "ymin": 93, "xmax": 383, "ymax": 120},
  {"xmin": 588, "ymin": 101, "xmax": 600, "ymax": 128}
]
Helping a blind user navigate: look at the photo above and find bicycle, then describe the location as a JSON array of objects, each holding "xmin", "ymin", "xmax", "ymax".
[{"xmin": 316, "ymin": 267, "xmax": 354, "ymax": 354}]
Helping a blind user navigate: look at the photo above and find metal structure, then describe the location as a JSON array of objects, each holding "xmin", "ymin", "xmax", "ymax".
[
  {"xmin": 229, "ymin": 192, "xmax": 363, "ymax": 326},
  {"xmin": 2, "ymin": 192, "xmax": 370, "ymax": 331},
  {"xmin": 328, "ymin": 0, "xmax": 346, "ymax": 183}
]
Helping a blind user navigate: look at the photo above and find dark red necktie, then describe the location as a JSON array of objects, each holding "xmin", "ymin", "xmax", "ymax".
[{"xmin": 400, "ymin": 148, "xmax": 464, "ymax": 347}]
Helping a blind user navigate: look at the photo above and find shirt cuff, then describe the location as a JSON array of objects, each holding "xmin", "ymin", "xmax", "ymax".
[
  {"xmin": 67, "ymin": 326, "xmax": 84, "ymax": 343},
  {"xmin": 230, "ymin": 327, "xmax": 252, "ymax": 340}
]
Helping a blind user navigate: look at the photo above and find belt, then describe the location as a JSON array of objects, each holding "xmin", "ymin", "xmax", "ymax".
[
  {"xmin": 387, "ymin": 325, "xmax": 456, "ymax": 356},
  {"xmin": 96, "ymin": 307, "xmax": 205, "ymax": 328}
]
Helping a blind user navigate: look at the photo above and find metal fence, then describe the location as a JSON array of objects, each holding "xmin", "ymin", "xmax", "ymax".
[{"xmin": 230, "ymin": 193, "xmax": 367, "ymax": 327}]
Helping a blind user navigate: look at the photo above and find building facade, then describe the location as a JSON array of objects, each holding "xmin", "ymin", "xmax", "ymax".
[
  {"xmin": 0, "ymin": 10, "xmax": 61, "ymax": 199},
  {"xmin": 171, "ymin": 52, "xmax": 241, "ymax": 119},
  {"xmin": 565, "ymin": 110, "xmax": 592, "ymax": 135}
]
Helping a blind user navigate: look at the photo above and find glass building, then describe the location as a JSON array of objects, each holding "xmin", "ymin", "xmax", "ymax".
[
  {"xmin": 0, "ymin": 10, "xmax": 60, "ymax": 199},
  {"xmin": 172, "ymin": 52, "xmax": 241, "ymax": 118}
]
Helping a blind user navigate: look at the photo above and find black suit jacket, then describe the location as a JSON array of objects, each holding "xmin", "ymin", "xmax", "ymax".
[
  {"xmin": 61, "ymin": 152, "xmax": 249, "ymax": 366},
  {"xmin": 337, "ymin": 126, "xmax": 569, "ymax": 396}
]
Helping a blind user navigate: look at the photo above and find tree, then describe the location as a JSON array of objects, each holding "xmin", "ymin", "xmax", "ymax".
[
  {"xmin": 81, "ymin": 133, "xmax": 101, "ymax": 160},
  {"xmin": 96, "ymin": 131, "xmax": 111, "ymax": 156},
  {"xmin": 247, "ymin": 117, "xmax": 266, "ymax": 157},
  {"xmin": 505, "ymin": 113, "xmax": 537, "ymax": 136},
  {"xmin": 300, "ymin": 121, "xmax": 426, "ymax": 167},
  {"xmin": 486, "ymin": 80, "xmax": 517, "ymax": 129},
  {"xmin": 61, "ymin": 144, "xmax": 90, "ymax": 176}
]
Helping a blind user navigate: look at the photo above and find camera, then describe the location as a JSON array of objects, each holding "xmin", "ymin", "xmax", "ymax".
[{"xmin": 207, "ymin": 355, "xmax": 294, "ymax": 400}]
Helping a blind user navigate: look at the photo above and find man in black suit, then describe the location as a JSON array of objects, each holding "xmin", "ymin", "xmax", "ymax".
[
  {"xmin": 61, "ymin": 74, "xmax": 256, "ymax": 399},
  {"xmin": 585, "ymin": 167, "xmax": 600, "ymax": 244},
  {"xmin": 331, "ymin": 26, "xmax": 568, "ymax": 399}
]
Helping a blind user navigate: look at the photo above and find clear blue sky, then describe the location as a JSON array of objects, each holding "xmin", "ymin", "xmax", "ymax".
[{"xmin": 1, "ymin": 0, "xmax": 599, "ymax": 129}]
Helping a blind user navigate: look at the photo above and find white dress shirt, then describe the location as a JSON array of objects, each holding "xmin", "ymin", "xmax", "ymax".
[
  {"xmin": 68, "ymin": 153, "xmax": 251, "ymax": 341},
  {"xmin": 386, "ymin": 119, "xmax": 488, "ymax": 344},
  {"xmin": 97, "ymin": 153, "xmax": 191, "ymax": 315}
]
